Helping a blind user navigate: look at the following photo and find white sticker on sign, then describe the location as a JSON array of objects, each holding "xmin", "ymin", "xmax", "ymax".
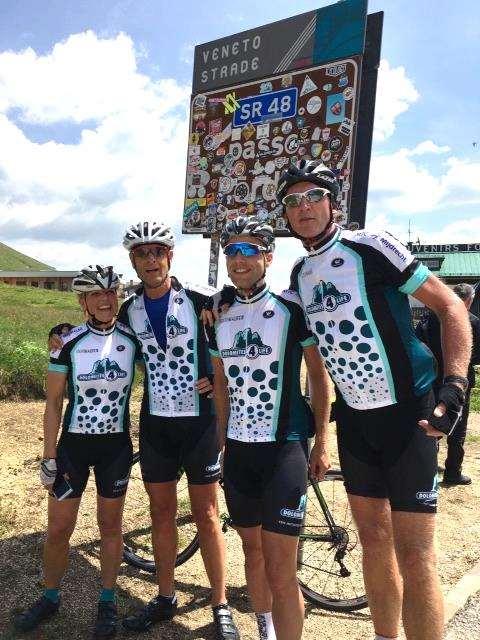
[
  {"xmin": 256, "ymin": 123, "xmax": 270, "ymax": 139},
  {"xmin": 300, "ymin": 75, "xmax": 318, "ymax": 97},
  {"xmin": 307, "ymin": 95, "xmax": 322, "ymax": 114}
]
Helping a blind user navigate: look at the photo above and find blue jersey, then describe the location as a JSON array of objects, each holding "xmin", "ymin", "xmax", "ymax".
[{"xmin": 290, "ymin": 227, "xmax": 436, "ymax": 410}]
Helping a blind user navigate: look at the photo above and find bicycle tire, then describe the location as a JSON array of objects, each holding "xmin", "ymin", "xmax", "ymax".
[
  {"xmin": 122, "ymin": 452, "xmax": 200, "ymax": 573},
  {"xmin": 297, "ymin": 469, "xmax": 368, "ymax": 612}
]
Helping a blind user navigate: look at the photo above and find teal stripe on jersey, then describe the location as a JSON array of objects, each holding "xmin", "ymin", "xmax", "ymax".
[
  {"xmin": 399, "ymin": 263, "xmax": 430, "ymax": 295},
  {"xmin": 184, "ymin": 294, "xmax": 199, "ymax": 415},
  {"xmin": 270, "ymin": 294, "xmax": 289, "ymax": 439},
  {"xmin": 48, "ymin": 363, "xmax": 68, "ymax": 373},
  {"xmin": 384, "ymin": 287, "xmax": 436, "ymax": 396},
  {"xmin": 209, "ymin": 348, "xmax": 220, "ymax": 357},
  {"xmin": 301, "ymin": 336, "xmax": 317, "ymax": 348},
  {"xmin": 342, "ymin": 245, "xmax": 397, "ymax": 403}
]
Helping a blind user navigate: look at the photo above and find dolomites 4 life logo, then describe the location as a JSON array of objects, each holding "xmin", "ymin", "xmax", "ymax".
[{"xmin": 220, "ymin": 328, "xmax": 272, "ymax": 359}]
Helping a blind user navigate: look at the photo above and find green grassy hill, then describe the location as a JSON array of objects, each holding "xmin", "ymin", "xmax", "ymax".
[
  {"xmin": 0, "ymin": 241, "xmax": 53, "ymax": 271},
  {"xmin": 0, "ymin": 283, "xmax": 83, "ymax": 399}
]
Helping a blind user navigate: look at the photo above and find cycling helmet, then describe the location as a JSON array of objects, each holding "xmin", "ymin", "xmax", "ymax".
[
  {"xmin": 123, "ymin": 221, "xmax": 175, "ymax": 251},
  {"xmin": 220, "ymin": 216, "xmax": 275, "ymax": 252},
  {"xmin": 276, "ymin": 159, "xmax": 340, "ymax": 203},
  {"xmin": 72, "ymin": 265, "xmax": 120, "ymax": 293}
]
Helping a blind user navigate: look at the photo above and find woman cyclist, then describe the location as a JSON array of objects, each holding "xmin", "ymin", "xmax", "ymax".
[{"xmin": 14, "ymin": 266, "xmax": 142, "ymax": 639}]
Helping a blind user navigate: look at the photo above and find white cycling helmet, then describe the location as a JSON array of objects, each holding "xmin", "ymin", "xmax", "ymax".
[
  {"xmin": 123, "ymin": 221, "xmax": 175, "ymax": 251},
  {"xmin": 72, "ymin": 265, "xmax": 121, "ymax": 293}
]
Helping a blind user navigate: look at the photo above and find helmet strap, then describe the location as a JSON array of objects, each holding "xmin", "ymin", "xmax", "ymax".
[
  {"xmin": 235, "ymin": 256, "xmax": 267, "ymax": 301},
  {"xmin": 83, "ymin": 296, "xmax": 116, "ymax": 329}
]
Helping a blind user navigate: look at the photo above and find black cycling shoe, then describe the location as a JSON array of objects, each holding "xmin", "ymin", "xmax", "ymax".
[
  {"xmin": 443, "ymin": 473, "xmax": 472, "ymax": 486},
  {"xmin": 122, "ymin": 595, "xmax": 177, "ymax": 632},
  {"xmin": 212, "ymin": 604, "xmax": 240, "ymax": 640},
  {"xmin": 93, "ymin": 601, "xmax": 118, "ymax": 638},
  {"xmin": 13, "ymin": 595, "xmax": 60, "ymax": 632}
]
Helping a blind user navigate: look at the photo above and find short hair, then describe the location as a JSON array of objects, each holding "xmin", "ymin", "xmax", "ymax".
[{"xmin": 453, "ymin": 283, "xmax": 475, "ymax": 301}]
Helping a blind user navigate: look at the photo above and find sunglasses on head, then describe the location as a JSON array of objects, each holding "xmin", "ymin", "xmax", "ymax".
[
  {"xmin": 281, "ymin": 187, "xmax": 330, "ymax": 208},
  {"xmin": 133, "ymin": 245, "xmax": 169, "ymax": 259},
  {"xmin": 223, "ymin": 242, "xmax": 266, "ymax": 257}
]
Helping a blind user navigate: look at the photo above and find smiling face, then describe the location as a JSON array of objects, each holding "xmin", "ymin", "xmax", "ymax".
[
  {"xmin": 225, "ymin": 235, "xmax": 273, "ymax": 291},
  {"xmin": 130, "ymin": 243, "xmax": 173, "ymax": 293},
  {"xmin": 80, "ymin": 289, "xmax": 118, "ymax": 325},
  {"xmin": 284, "ymin": 181, "xmax": 331, "ymax": 239}
]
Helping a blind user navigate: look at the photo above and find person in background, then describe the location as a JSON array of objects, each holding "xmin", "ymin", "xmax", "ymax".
[{"xmin": 416, "ymin": 283, "xmax": 480, "ymax": 485}]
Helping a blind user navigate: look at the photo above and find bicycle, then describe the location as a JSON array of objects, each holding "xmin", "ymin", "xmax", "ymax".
[{"xmin": 122, "ymin": 452, "xmax": 367, "ymax": 612}]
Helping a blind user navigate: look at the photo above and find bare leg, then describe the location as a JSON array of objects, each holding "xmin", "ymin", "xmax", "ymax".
[
  {"xmin": 145, "ymin": 481, "xmax": 177, "ymax": 595},
  {"xmin": 262, "ymin": 529, "xmax": 303, "ymax": 640},
  {"xmin": 189, "ymin": 482, "xmax": 226, "ymax": 606},
  {"xmin": 97, "ymin": 495, "xmax": 126, "ymax": 588},
  {"xmin": 43, "ymin": 496, "xmax": 81, "ymax": 587},
  {"xmin": 348, "ymin": 495, "xmax": 402, "ymax": 638},
  {"xmin": 392, "ymin": 511, "xmax": 443, "ymax": 640},
  {"xmin": 236, "ymin": 526, "xmax": 272, "ymax": 613}
]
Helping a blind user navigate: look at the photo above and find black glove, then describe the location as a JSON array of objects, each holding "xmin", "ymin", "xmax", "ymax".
[
  {"xmin": 427, "ymin": 383, "xmax": 465, "ymax": 435},
  {"xmin": 219, "ymin": 285, "xmax": 236, "ymax": 308},
  {"xmin": 48, "ymin": 323, "xmax": 74, "ymax": 339}
]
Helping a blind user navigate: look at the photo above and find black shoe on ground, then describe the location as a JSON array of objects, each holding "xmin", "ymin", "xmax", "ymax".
[
  {"xmin": 122, "ymin": 595, "xmax": 177, "ymax": 632},
  {"xmin": 212, "ymin": 604, "xmax": 240, "ymax": 640},
  {"xmin": 13, "ymin": 595, "xmax": 60, "ymax": 632},
  {"xmin": 443, "ymin": 473, "xmax": 472, "ymax": 486},
  {"xmin": 93, "ymin": 601, "xmax": 118, "ymax": 638}
]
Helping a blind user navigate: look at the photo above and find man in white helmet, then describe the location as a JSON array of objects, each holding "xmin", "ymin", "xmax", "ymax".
[
  {"xmin": 119, "ymin": 222, "xmax": 239, "ymax": 638},
  {"xmin": 277, "ymin": 159, "xmax": 472, "ymax": 640}
]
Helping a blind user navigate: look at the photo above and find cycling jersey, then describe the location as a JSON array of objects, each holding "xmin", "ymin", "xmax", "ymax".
[
  {"xmin": 208, "ymin": 286, "xmax": 317, "ymax": 443},
  {"xmin": 49, "ymin": 322, "xmax": 141, "ymax": 435},
  {"xmin": 290, "ymin": 227, "xmax": 436, "ymax": 410},
  {"xmin": 118, "ymin": 277, "xmax": 214, "ymax": 418}
]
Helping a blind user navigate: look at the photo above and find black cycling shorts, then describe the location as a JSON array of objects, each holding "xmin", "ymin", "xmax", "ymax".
[
  {"xmin": 139, "ymin": 414, "xmax": 221, "ymax": 485},
  {"xmin": 55, "ymin": 433, "xmax": 133, "ymax": 499},
  {"xmin": 223, "ymin": 438, "xmax": 308, "ymax": 536},
  {"xmin": 335, "ymin": 390, "xmax": 438, "ymax": 513}
]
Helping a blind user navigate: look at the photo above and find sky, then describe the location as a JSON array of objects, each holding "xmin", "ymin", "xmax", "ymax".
[{"xmin": 0, "ymin": 0, "xmax": 479, "ymax": 291}]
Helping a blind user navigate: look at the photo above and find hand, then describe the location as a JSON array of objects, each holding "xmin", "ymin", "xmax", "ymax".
[
  {"xmin": 418, "ymin": 402, "xmax": 449, "ymax": 437},
  {"xmin": 48, "ymin": 334, "xmax": 63, "ymax": 351},
  {"xmin": 200, "ymin": 307, "xmax": 219, "ymax": 327},
  {"xmin": 48, "ymin": 323, "xmax": 74, "ymax": 351},
  {"xmin": 40, "ymin": 458, "xmax": 57, "ymax": 489},
  {"xmin": 309, "ymin": 441, "xmax": 330, "ymax": 481},
  {"xmin": 196, "ymin": 376, "xmax": 214, "ymax": 398}
]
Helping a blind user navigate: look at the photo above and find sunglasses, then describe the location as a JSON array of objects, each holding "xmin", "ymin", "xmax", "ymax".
[
  {"xmin": 281, "ymin": 187, "xmax": 330, "ymax": 208},
  {"xmin": 223, "ymin": 242, "xmax": 266, "ymax": 257},
  {"xmin": 132, "ymin": 245, "xmax": 169, "ymax": 259}
]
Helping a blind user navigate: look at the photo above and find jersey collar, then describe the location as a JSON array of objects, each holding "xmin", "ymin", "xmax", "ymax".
[
  {"xmin": 87, "ymin": 321, "xmax": 116, "ymax": 336},
  {"xmin": 307, "ymin": 225, "xmax": 341, "ymax": 256},
  {"xmin": 235, "ymin": 283, "xmax": 269, "ymax": 304}
]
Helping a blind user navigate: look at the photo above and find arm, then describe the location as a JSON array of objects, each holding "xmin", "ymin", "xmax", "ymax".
[
  {"xmin": 42, "ymin": 371, "xmax": 67, "ymax": 485},
  {"xmin": 210, "ymin": 355, "xmax": 230, "ymax": 450},
  {"xmin": 303, "ymin": 345, "xmax": 332, "ymax": 481}
]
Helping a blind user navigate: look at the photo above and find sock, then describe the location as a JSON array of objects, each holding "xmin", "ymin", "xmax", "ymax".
[
  {"xmin": 158, "ymin": 593, "xmax": 177, "ymax": 604},
  {"xmin": 44, "ymin": 588, "xmax": 60, "ymax": 604},
  {"xmin": 99, "ymin": 588, "xmax": 115, "ymax": 603},
  {"xmin": 375, "ymin": 635, "xmax": 399, "ymax": 640},
  {"xmin": 256, "ymin": 612, "xmax": 276, "ymax": 640}
]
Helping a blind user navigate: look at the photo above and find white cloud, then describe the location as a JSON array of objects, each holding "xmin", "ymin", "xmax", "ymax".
[
  {"xmin": 373, "ymin": 59, "xmax": 419, "ymax": 142},
  {"xmin": 408, "ymin": 140, "xmax": 451, "ymax": 156},
  {"xmin": 180, "ymin": 43, "xmax": 194, "ymax": 66}
]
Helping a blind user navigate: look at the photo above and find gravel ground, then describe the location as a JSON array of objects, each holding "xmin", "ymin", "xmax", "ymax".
[{"xmin": 444, "ymin": 591, "xmax": 480, "ymax": 639}]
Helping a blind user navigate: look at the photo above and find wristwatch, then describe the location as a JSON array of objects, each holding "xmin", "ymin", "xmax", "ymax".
[{"xmin": 443, "ymin": 375, "xmax": 469, "ymax": 391}]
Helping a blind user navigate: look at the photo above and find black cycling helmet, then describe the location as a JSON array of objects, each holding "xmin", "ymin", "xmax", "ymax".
[
  {"xmin": 276, "ymin": 159, "xmax": 340, "ymax": 203},
  {"xmin": 220, "ymin": 216, "xmax": 275, "ymax": 252}
]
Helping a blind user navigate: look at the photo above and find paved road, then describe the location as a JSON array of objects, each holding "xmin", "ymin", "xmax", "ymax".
[{"xmin": 445, "ymin": 591, "xmax": 480, "ymax": 639}]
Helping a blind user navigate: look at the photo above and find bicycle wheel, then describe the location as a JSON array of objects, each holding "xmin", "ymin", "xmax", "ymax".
[
  {"xmin": 122, "ymin": 452, "xmax": 200, "ymax": 573},
  {"xmin": 297, "ymin": 469, "xmax": 367, "ymax": 612}
]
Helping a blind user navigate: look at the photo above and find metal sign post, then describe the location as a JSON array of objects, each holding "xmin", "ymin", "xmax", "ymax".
[{"xmin": 207, "ymin": 234, "xmax": 220, "ymax": 287}]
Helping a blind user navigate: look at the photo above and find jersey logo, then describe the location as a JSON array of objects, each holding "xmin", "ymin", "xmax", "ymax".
[
  {"xmin": 263, "ymin": 310, "xmax": 275, "ymax": 318},
  {"xmin": 221, "ymin": 328, "xmax": 272, "ymax": 359},
  {"xmin": 77, "ymin": 358, "xmax": 127, "ymax": 382},
  {"xmin": 331, "ymin": 257, "xmax": 344, "ymax": 267},
  {"xmin": 117, "ymin": 345, "xmax": 125, "ymax": 352},
  {"xmin": 138, "ymin": 319, "xmax": 154, "ymax": 340},
  {"xmin": 167, "ymin": 315, "xmax": 188, "ymax": 338},
  {"xmin": 416, "ymin": 477, "xmax": 438, "ymax": 507},
  {"xmin": 306, "ymin": 280, "xmax": 351, "ymax": 314}
]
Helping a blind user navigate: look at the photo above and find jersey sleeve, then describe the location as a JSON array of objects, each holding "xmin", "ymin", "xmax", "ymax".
[
  {"xmin": 353, "ymin": 230, "xmax": 430, "ymax": 294},
  {"xmin": 205, "ymin": 323, "xmax": 220, "ymax": 357},
  {"xmin": 289, "ymin": 257, "xmax": 306, "ymax": 293},
  {"xmin": 280, "ymin": 289, "xmax": 318, "ymax": 348},
  {"xmin": 48, "ymin": 342, "xmax": 70, "ymax": 373}
]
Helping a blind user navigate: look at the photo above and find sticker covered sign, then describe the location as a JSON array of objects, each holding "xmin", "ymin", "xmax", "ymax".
[{"xmin": 183, "ymin": 57, "xmax": 360, "ymax": 234}]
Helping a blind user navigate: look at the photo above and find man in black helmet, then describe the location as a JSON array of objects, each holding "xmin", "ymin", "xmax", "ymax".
[{"xmin": 277, "ymin": 159, "xmax": 472, "ymax": 640}]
